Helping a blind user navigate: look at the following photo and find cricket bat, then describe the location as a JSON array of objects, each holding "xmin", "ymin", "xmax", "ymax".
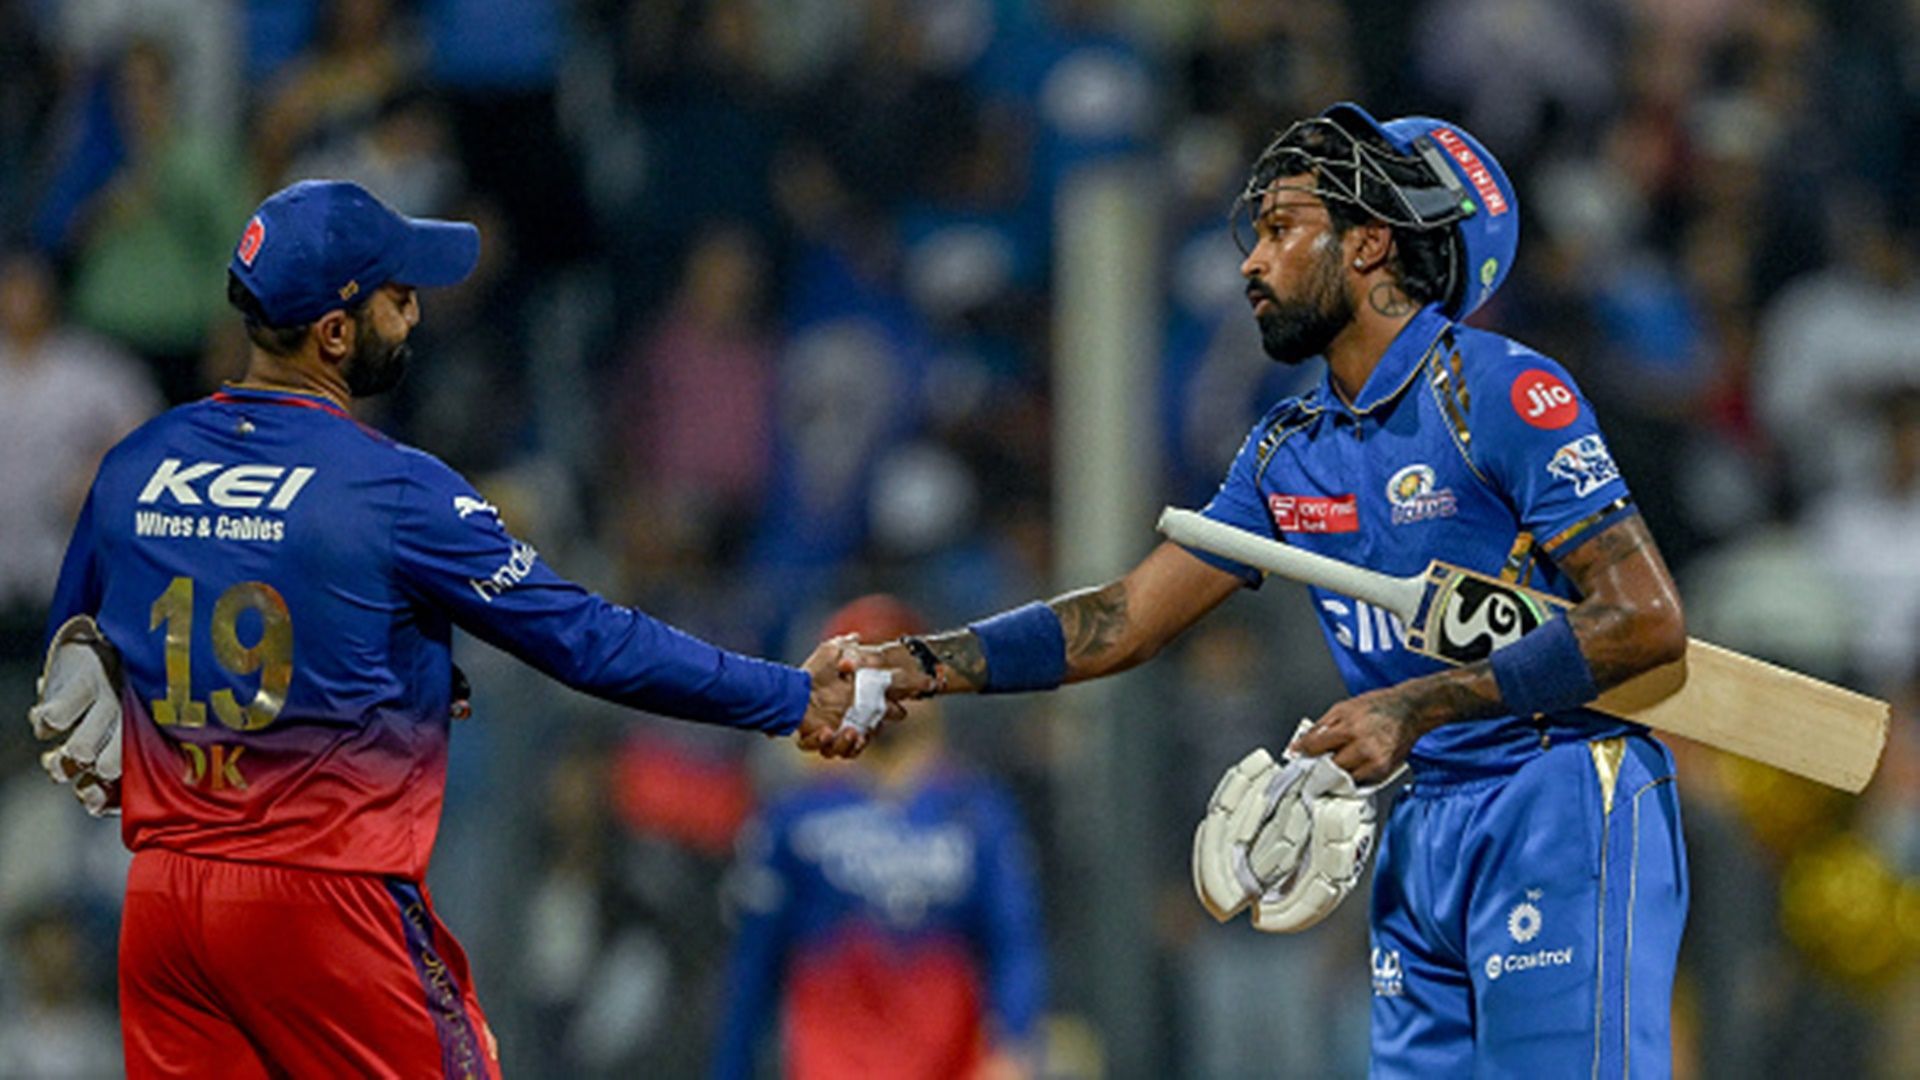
[{"xmin": 1158, "ymin": 508, "xmax": 1889, "ymax": 793}]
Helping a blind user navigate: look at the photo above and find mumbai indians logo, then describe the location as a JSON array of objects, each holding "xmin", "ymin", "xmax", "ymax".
[
  {"xmin": 1386, "ymin": 464, "xmax": 1456, "ymax": 526},
  {"xmin": 1433, "ymin": 577, "xmax": 1551, "ymax": 663}
]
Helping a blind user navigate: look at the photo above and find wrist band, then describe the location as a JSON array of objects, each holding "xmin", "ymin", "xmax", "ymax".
[
  {"xmin": 968, "ymin": 601, "xmax": 1066, "ymax": 694},
  {"xmin": 901, "ymin": 637, "xmax": 946, "ymax": 698},
  {"xmin": 1489, "ymin": 615, "xmax": 1599, "ymax": 718}
]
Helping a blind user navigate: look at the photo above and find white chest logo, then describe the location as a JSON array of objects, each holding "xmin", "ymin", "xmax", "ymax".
[{"xmin": 137, "ymin": 459, "xmax": 316, "ymax": 510}]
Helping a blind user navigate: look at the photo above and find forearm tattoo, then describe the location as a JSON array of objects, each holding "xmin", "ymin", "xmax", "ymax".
[
  {"xmin": 1050, "ymin": 582, "xmax": 1130, "ymax": 671},
  {"xmin": 1395, "ymin": 663, "xmax": 1507, "ymax": 734},
  {"xmin": 920, "ymin": 630, "xmax": 989, "ymax": 693},
  {"xmin": 1560, "ymin": 517, "xmax": 1683, "ymax": 689}
]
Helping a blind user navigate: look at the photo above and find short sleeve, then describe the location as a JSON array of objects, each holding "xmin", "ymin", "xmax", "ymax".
[
  {"xmin": 1468, "ymin": 350, "xmax": 1633, "ymax": 557},
  {"xmin": 1190, "ymin": 410, "xmax": 1291, "ymax": 587}
]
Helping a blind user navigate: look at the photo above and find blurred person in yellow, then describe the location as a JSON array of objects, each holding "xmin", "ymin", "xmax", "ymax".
[{"xmin": 716, "ymin": 595, "xmax": 1045, "ymax": 1080}]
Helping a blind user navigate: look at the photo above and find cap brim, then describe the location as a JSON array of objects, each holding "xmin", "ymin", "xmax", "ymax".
[{"xmin": 392, "ymin": 218, "xmax": 481, "ymax": 288}]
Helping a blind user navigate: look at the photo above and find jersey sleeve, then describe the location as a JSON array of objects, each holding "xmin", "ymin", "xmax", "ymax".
[
  {"xmin": 1188, "ymin": 410, "xmax": 1285, "ymax": 587},
  {"xmin": 391, "ymin": 452, "xmax": 808, "ymax": 735},
  {"xmin": 1468, "ymin": 349, "xmax": 1635, "ymax": 558},
  {"xmin": 43, "ymin": 490, "xmax": 104, "ymax": 643}
]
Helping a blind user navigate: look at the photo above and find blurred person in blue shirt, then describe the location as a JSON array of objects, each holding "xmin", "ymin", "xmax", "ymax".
[{"xmin": 716, "ymin": 595, "xmax": 1045, "ymax": 1080}]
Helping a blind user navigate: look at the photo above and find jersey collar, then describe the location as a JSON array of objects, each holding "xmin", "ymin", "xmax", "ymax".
[
  {"xmin": 1320, "ymin": 303, "xmax": 1453, "ymax": 417},
  {"xmin": 211, "ymin": 385, "xmax": 353, "ymax": 421}
]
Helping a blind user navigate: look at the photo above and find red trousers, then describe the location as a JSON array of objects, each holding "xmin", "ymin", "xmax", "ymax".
[{"xmin": 120, "ymin": 847, "xmax": 500, "ymax": 1079}]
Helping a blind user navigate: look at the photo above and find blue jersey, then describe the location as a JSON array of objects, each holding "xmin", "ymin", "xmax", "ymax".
[
  {"xmin": 46, "ymin": 387, "xmax": 807, "ymax": 878},
  {"xmin": 714, "ymin": 765, "xmax": 1045, "ymax": 1079},
  {"xmin": 1191, "ymin": 305, "xmax": 1640, "ymax": 776}
]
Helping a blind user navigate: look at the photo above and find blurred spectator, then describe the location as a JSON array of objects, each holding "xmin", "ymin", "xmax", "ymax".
[
  {"xmin": 0, "ymin": 907, "xmax": 122, "ymax": 1079},
  {"xmin": 715, "ymin": 595, "xmax": 1045, "ymax": 1080},
  {"xmin": 0, "ymin": 3, "xmax": 59, "ymax": 238},
  {"xmin": 0, "ymin": 251, "xmax": 158, "ymax": 624},
  {"xmin": 422, "ymin": 0, "xmax": 592, "ymax": 270},
  {"xmin": 610, "ymin": 223, "xmax": 776, "ymax": 559},
  {"xmin": 1806, "ymin": 388, "xmax": 1920, "ymax": 693},
  {"xmin": 286, "ymin": 86, "xmax": 465, "ymax": 218},
  {"xmin": 254, "ymin": 0, "xmax": 415, "ymax": 188},
  {"xmin": 1754, "ymin": 192, "xmax": 1920, "ymax": 508},
  {"xmin": 42, "ymin": 0, "xmax": 241, "ymax": 137},
  {"xmin": 56, "ymin": 38, "xmax": 251, "ymax": 402},
  {"xmin": 747, "ymin": 149, "xmax": 935, "ymax": 618},
  {"xmin": 1411, "ymin": 0, "xmax": 1620, "ymax": 155}
]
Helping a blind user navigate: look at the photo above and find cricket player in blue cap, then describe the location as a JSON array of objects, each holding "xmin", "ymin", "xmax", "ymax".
[{"xmin": 29, "ymin": 178, "xmax": 877, "ymax": 1077}]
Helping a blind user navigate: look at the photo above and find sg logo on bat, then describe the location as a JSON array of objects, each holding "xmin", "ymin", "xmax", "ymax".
[{"xmin": 1429, "ymin": 574, "xmax": 1556, "ymax": 663}]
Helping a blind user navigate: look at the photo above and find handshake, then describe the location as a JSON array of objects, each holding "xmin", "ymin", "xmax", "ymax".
[{"xmin": 789, "ymin": 633, "xmax": 947, "ymax": 760}]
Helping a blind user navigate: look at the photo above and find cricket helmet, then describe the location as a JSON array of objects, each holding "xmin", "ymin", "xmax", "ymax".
[{"xmin": 1238, "ymin": 102, "xmax": 1519, "ymax": 319}]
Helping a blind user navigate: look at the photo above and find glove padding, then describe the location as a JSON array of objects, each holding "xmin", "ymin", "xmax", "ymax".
[
  {"xmin": 29, "ymin": 615, "xmax": 124, "ymax": 817},
  {"xmin": 1192, "ymin": 720, "xmax": 1400, "ymax": 933}
]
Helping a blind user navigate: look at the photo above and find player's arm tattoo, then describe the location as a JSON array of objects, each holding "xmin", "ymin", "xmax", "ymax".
[
  {"xmin": 916, "ymin": 630, "xmax": 990, "ymax": 693},
  {"xmin": 1378, "ymin": 662, "xmax": 1508, "ymax": 739},
  {"xmin": 907, "ymin": 582, "xmax": 1131, "ymax": 692},
  {"xmin": 1556, "ymin": 514, "xmax": 1687, "ymax": 687},
  {"xmin": 1371, "ymin": 516, "xmax": 1682, "ymax": 736},
  {"xmin": 1050, "ymin": 581, "xmax": 1131, "ymax": 677}
]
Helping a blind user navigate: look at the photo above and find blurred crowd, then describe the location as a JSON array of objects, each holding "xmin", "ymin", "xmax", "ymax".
[{"xmin": 1, "ymin": 0, "xmax": 1918, "ymax": 1077}]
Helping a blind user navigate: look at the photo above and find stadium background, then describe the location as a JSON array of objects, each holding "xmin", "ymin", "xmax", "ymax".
[{"xmin": 1, "ymin": 0, "xmax": 1918, "ymax": 1076}]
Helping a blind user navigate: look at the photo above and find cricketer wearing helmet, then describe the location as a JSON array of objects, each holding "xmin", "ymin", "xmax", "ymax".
[{"xmin": 830, "ymin": 104, "xmax": 1689, "ymax": 1077}]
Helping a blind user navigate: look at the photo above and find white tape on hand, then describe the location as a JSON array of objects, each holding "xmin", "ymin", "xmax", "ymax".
[{"xmin": 842, "ymin": 668, "xmax": 894, "ymax": 736}]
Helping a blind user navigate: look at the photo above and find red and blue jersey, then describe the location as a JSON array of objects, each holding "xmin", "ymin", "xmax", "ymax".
[
  {"xmin": 1191, "ymin": 304, "xmax": 1640, "ymax": 777},
  {"xmin": 46, "ymin": 387, "xmax": 808, "ymax": 880},
  {"xmin": 714, "ymin": 765, "xmax": 1044, "ymax": 1080}
]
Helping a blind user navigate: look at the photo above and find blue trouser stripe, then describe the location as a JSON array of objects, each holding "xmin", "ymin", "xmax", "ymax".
[{"xmin": 385, "ymin": 879, "xmax": 486, "ymax": 1080}]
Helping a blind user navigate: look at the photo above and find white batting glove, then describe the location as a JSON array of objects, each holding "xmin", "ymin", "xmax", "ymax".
[
  {"xmin": 29, "ymin": 615, "xmax": 124, "ymax": 818},
  {"xmin": 1193, "ymin": 720, "xmax": 1400, "ymax": 933}
]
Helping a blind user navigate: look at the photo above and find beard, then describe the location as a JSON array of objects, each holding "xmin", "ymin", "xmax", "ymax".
[
  {"xmin": 1252, "ymin": 236, "xmax": 1353, "ymax": 366},
  {"xmin": 343, "ymin": 311, "xmax": 411, "ymax": 398}
]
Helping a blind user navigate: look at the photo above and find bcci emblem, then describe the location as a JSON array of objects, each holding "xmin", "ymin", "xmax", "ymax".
[{"xmin": 1386, "ymin": 463, "xmax": 1456, "ymax": 525}]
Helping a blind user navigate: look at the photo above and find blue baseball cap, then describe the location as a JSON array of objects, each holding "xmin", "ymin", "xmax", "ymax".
[{"xmin": 229, "ymin": 180, "xmax": 481, "ymax": 327}]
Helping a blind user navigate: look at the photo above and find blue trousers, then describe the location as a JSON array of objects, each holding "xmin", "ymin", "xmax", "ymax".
[{"xmin": 1368, "ymin": 733, "xmax": 1687, "ymax": 1078}]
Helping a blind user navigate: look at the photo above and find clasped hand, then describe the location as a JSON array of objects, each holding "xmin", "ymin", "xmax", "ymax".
[{"xmin": 792, "ymin": 637, "xmax": 935, "ymax": 759}]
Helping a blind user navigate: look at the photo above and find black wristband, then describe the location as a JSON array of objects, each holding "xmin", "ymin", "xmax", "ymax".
[{"xmin": 902, "ymin": 637, "xmax": 946, "ymax": 698}]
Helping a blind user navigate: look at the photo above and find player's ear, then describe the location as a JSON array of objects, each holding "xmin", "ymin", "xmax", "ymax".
[
  {"xmin": 1349, "ymin": 222, "xmax": 1393, "ymax": 274},
  {"xmin": 311, "ymin": 308, "xmax": 354, "ymax": 364}
]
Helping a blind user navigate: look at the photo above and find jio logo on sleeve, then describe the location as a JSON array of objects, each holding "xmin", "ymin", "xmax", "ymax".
[{"xmin": 1509, "ymin": 370, "xmax": 1578, "ymax": 430}]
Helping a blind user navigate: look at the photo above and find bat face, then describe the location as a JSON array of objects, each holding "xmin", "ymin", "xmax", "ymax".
[{"xmin": 1405, "ymin": 564, "xmax": 1573, "ymax": 665}]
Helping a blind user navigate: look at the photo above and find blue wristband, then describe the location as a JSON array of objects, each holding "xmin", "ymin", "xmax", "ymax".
[
  {"xmin": 968, "ymin": 601, "xmax": 1067, "ymax": 694},
  {"xmin": 1488, "ymin": 615, "xmax": 1599, "ymax": 718}
]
